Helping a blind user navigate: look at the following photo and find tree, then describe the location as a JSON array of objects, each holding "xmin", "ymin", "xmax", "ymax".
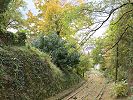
[
  {"xmin": 102, "ymin": 2, "xmax": 133, "ymax": 95},
  {"xmin": 0, "ymin": 0, "xmax": 26, "ymax": 31},
  {"xmin": 75, "ymin": 0, "xmax": 133, "ymax": 96},
  {"xmin": 25, "ymin": 0, "xmax": 93, "ymax": 39},
  {"xmin": 0, "ymin": 0, "xmax": 11, "ymax": 31},
  {"xmin": 0, "ymin": 0, "xmax": 11, "ymax": 13},
  {"xmin": 79, "ymin": 0, "xmax": 133, "ymax": 46},
  {"xmin": 76, "ymin": 54, "xmax": 93, "ymax": 77},
  {"xmin": 32, "ymin": 33, "xmax": 80, "ymax": 69},
  {"xmin": 91, "ymin": 38, "xmax": 105, "ymax": 66}
]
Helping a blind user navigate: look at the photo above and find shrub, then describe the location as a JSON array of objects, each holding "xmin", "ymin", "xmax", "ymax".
[
  {"xmin": 17, "ymin": 32, "xmax": 27, "ymax": 46},
  {"xmin": 111, "ymin": 81, "xmax": 128, "ymax": 97},
  {"xmin": 0, "ymin": 31, "xmax": 17, "ymax": 45},
  {"xmin": 0, "ymin": 31, "xmax": 27, "ymax": 46},
  {"xmin": 32, "ymin": 33, "xmax": 80, "ymax": 69}
]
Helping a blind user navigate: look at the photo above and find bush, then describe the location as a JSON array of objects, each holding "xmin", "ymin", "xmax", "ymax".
[
  {"xmin": 17, "ymin": 32, "xmax": 27, "ymax": 46},
  {"xmin": 32, "ymin": 33, "xmax": 80, "ymax": 69},
  {"xmin": 0, "ymin": 31, "xmax": 17, "ymax": 45},
  {"xmin": 111, "ymin": 81, "xmax": 128, "ymax": 97},
  {"xmin": 0, "ymin": 31, "xmax": 27, "ymax": 46}
]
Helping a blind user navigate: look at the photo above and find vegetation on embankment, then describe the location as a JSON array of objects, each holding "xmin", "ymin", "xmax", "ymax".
[{"xmin": 0, "ymin": 46, "xmax": 82, "ymax": 100}]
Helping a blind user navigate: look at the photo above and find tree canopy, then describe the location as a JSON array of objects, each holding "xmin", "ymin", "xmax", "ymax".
[
  {"xmin": 0, "ymin": 0, "xmax": 11, "ymax": 13},
  {"xmin": 0, "ymin": 0, "xmax": 26, "ymax": 31},
  {"xmin": 25, "ymin": 0, "xmax": 93, "ymax": 39}
]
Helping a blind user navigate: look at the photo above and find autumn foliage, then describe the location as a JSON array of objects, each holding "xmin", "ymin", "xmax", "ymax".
[{"xmin": 26, "ymin": 0, "xmax": 92, "ymax": 39}]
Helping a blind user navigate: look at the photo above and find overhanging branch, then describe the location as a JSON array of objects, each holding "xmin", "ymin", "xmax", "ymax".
[
  {"xmin": 79, "ymin": 2, "xmax": 133, "ymax": 46},
  {"xmin": 103, "ymin": 26, "xmax": 132, "ymax": 54}
]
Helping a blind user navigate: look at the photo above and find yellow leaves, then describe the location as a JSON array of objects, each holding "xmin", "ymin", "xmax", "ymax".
[
  {"xmin": 27, "ymin": 10, "xmax": 33, "ymax": 18},
  {"xmin": 34, "ymin": 0, "xmax": 65, "ymax": 33},
  {"xmin": 44, "ymin": 1, "xmax": 62, "ymax": 19},
  {"xmin": 25, "ymin": 0, "xmax": 92, "ymax": 38},
  {"xmin": 26, "ymin": 11, "xmax": 38, "ymax": 24},
  {"xmin": 45, "ymin": 0, "xmax": 61, "ymax": 12},
  {"xmin": 76, "ymin": 0, "xmax": 84, "ymax": 4}
]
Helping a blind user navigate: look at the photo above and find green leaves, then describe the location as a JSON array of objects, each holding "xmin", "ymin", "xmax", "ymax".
[
  {"xmin": 0, "ymin": 0, "xmax": 11, "ymax": 13},
  {"xmin": 26, "ymin": 0, "xmax": 93, "ymax": 40},
  {"xmin": 111, "ymin": 81, "xmax": 128, "ymax": 97},
  {"xmin": 32, "ymin": 33, "xmax": 80, "ymax": 68},
  {"xmin": 91, "ymin": 38, "xmax": 104, "ymax": 65},
  {"xmin": 0, "ymin": 0, "xmax": 25, "ymax": 31}
]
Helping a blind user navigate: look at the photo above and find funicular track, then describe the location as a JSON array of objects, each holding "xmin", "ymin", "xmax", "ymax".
[{"xmin": 62, "ymin": 70, "xmax": 107, "ymax": 100}]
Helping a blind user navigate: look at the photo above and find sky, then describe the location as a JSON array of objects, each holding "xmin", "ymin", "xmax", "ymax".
[{"xmin": 21, "ymin": 0, "xmax": 38, "ymax": 19}]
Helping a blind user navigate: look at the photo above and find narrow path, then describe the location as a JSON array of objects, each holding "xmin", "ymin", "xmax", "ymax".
[{"xmin": 62, "ymin": 69, "xmax": 107, "ymax": 100}]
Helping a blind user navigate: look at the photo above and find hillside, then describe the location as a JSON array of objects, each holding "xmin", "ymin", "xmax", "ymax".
[{"xmin": 0, "ymin": 46, "xmax": 82, "ymax": 100}]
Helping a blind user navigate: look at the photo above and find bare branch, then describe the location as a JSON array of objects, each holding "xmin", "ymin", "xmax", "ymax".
[
  {"xmin": 103, "ymin": 26, "xmax": 131, "ymax": 54},
  {"xmin": 111, "ymin": 9, "xmax": 133, "ymax": 25},
  {"xmin": 6, "ymin": 20, "xmax": 15, "ymax": 28},
  {"xmin": 79, "ymin": 2, "xmax": 133, "ymax": 46}
]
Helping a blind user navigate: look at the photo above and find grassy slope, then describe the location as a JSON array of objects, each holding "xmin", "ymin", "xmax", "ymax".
[{"xmin": 0, "ymin": 46, "xmax": 82, "ymax": 100}]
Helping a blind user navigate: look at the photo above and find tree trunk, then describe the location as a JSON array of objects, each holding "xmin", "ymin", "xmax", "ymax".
[
  {"xmin": 128, "ymin": 67, "xmax": 133, "ymax": 96},
  {"xmin": 115, "ymin": 43, "xmax": 119, "ymax": 83},
  {"xmin": 127, "ymin": 41, "xmax": 133, "ymax": 96}
]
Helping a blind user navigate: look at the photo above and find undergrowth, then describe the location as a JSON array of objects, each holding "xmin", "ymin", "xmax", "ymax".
[
  {"xmin": 111, "ymin": 81, "xmax": 128, "ymax": 98},
  {"xmin": 0, "ymin": 46, "xmax": 82, "ymax": 100}
]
